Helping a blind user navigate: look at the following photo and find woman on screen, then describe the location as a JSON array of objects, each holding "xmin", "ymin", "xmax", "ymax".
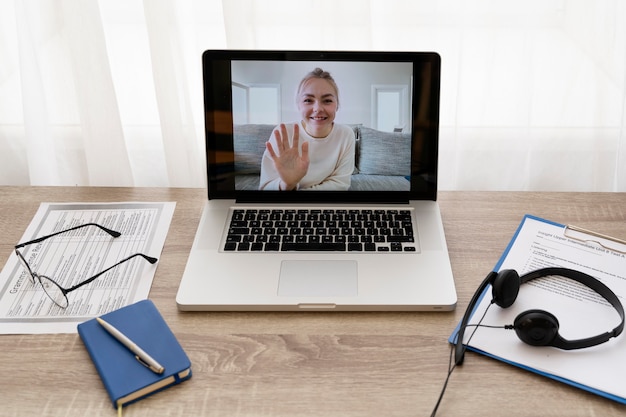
[{"xmin": 259, "ymin": 68, "xmax": 356, "ymax": 191}]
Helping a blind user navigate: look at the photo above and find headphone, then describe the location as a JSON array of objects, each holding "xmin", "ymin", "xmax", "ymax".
[{"xmin": 454, "ymin": 267, "xmax": 625, "ymax": 366}]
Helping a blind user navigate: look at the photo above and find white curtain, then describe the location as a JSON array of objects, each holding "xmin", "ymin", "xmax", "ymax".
[{"xmin": 1, "ymin": 0, "xmax": 625, "ymax": 191}]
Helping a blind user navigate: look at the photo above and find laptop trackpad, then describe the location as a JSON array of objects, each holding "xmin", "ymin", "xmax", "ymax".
[{"xmin": 278, "ymin": 260, "xmax": 358, "ymax": 297}]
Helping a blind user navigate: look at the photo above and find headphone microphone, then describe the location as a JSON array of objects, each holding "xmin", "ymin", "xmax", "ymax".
[{"xmin": 454, "ymin": 267, "xmax": 625, "ymax": 366}]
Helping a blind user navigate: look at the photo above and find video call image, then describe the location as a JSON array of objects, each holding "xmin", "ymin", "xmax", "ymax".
[{"xmin": 229, "ymin": 60, "xmax": 415, "ymax": 192}]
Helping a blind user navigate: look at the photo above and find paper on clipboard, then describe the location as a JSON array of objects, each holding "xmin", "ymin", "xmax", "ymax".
[{"xmin": 452, "ymin": 215, "xmax": 626, "ymax": 404}]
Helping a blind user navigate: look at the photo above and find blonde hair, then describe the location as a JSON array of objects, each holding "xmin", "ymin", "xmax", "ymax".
[{"xmin": 296, "ymin": 68, "xmax": 340, "ymax": 108}]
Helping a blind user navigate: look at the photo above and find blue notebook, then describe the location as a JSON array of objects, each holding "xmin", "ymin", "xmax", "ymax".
[{"xmin": 78, "ymin": 300, "xmax": 192, "ymax": 409}]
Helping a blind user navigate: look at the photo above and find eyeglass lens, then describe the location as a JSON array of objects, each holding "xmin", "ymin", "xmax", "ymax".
[
  {"xmin": 37, "ymin": 276, "xmax": 69, "ymax": 308},
  {"xmin": 15, "ymin": 249, "xmax": 68, "ymax": 308}
]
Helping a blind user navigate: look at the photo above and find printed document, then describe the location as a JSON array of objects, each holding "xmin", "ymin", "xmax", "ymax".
[
  {"xmin": 460, "ymin": 216, "xmax": 626, "ymax": 402},
  {"xmin": 0, "ymin": 202, "xmax": 175, "ymax": 334}
]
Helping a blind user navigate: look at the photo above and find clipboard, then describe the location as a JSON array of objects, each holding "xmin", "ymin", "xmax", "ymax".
[{"xmin": 450, "ymin": 214, "xmax": 626, "ymax": 404}]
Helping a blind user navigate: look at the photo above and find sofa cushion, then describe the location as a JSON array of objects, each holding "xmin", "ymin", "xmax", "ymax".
[
  {"xmin": 357, "ymin": 127, "xmax": 411, "ymax": 176},
  {"xmin": 349, "ymin": 174, "xmax": 410, "ymax": 191},
  {"xmin": 233, "ymin": 124, "xmax": 275, "ymax": 173}
]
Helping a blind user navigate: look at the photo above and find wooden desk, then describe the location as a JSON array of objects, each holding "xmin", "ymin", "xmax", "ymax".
[{"xmin": 1, "ymin": 187, "xmax": 625, "ymax": 417}]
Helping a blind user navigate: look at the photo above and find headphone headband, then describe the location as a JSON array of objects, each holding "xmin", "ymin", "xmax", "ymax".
[{"xmin": 454, "ymin": 271, "xmax": 496, "ymax": 365}]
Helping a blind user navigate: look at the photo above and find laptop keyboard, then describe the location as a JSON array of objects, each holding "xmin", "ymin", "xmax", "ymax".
[{"xmin": 223, "ymin": 208, "xmax": 417, "ymax": 253}]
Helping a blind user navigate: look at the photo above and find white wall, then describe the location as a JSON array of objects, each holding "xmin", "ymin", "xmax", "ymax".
[{"xmin": 232, "ymin": 60, "xmax": 413, "ymax": 127}]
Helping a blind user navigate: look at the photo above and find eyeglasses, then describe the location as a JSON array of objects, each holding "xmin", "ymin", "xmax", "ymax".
[{"xmin": 14, "ymin": 222, "xmax": 157, "ymax": 309}]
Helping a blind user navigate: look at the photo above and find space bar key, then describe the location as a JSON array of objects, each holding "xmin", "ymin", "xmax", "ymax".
[{"xmin": 281, "ymin": 242, "xmax": 346, "ymax": 251}]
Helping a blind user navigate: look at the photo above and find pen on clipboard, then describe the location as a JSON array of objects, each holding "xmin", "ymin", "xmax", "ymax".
[{"xmin": 96, "ymin": 317, "xmax": 165, "ymax": 375}]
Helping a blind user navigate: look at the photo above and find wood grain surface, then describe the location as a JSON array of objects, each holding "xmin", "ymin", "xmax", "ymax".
[{"xmin": 0, "ymin": 187, "xmax": 625, "ymax": 416}]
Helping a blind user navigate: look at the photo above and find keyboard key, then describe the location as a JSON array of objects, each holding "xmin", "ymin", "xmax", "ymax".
[
  {"xmin": 348, "ymin": 243, "xmax": 363, "ymax": 251},
  {"xmin": 364, "ymin": 243, "xmax": 376, "ymax": 251},
  {"xmin": 230, "ymin": 220, "xmax": 248, "ymax": 228},
  {"xmin": 265, "ymin": 243, "xmax": 280, "ymax": 251},
  {"xmin": 281, "ymin": 242, "xmax": 347, "ymax": 251},
  {"xmin": 388, "ymin": 235, "xmax": 414, "ymax": 242},
  {"xmin": 391, "ymin": 242, "xmax": 403, "ymax": 252}
]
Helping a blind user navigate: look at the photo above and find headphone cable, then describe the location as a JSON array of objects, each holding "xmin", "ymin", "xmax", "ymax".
[{"xmin": 429, "ymin": 302, "xmax": 493, "ymax": 417}]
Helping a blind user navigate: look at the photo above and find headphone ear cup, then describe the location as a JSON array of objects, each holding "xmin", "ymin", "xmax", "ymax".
[
  {"xmin": 514, "ymin": 309, "xmax": 559, "ymax": 346},
  {"xmin": 491, "ymin": 269, "xmax": 520, "ymax": 308}
]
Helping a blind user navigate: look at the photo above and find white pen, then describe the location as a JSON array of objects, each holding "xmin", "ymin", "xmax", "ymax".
[{"xmin": 96, "ymin": 317, "xmax": 165, "ymax": 375}]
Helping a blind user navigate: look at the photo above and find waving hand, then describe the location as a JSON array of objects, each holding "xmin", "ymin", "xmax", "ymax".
[{"xmin": 266, "ymin": 123, "xmax": 310, "ymax": 190}]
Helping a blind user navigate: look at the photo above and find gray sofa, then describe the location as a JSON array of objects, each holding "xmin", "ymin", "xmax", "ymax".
[{"xmin": 233, "ymin": 124, "xmax": 411, "ymax": 191}]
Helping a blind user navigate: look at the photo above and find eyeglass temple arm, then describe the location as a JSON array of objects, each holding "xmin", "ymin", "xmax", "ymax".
[
  {"xmin": 15, "ymin": 223, "xmax": 121, "ymax": 250},
  {"xmin": 64, "ymin": 253, "xmax": 158, "ymax": 293}
]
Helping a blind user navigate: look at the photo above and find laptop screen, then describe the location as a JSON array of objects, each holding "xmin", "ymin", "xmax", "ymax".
[{"xmin": 202, "ymin": 50, "xmax": 441, "ymax": 203}]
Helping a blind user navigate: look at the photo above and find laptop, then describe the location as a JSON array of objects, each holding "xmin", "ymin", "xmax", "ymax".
[{"xmin": 176, "ymin": 50, "xmax": 456, "ymax": 311}]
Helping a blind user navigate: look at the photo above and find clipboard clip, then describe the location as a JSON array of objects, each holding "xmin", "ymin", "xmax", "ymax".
[{"xmin": 564, "ymin": 224, "xmax": 626, "ymax": 255}]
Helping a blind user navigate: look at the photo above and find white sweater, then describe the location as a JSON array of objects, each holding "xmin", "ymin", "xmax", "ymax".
[{"xmin": 259, "ymin": 122, "xmax": 356, "ymax": 191}]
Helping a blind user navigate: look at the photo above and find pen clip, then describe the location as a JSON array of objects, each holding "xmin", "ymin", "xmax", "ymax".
[
  {"xmin": 135, "ymin": 355, "xmax": 164, "ymax": 374},
  {"xmin": 564, "ymin": 224, "xmax": 626, "ymax": 255}
]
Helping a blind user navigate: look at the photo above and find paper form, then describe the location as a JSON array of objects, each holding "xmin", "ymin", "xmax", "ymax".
[
  {"xmin": 0, "ymin": 202, "xmax": 175, "ymax": 334},
  {"xmin": 459, "ymin": 216, "xmax": 626, "ymax": 403}
]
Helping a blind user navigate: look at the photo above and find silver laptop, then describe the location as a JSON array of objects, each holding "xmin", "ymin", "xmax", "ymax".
[{"xmin": 176, "ymin": 50, "xmax": 456, "ymax": 311}]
